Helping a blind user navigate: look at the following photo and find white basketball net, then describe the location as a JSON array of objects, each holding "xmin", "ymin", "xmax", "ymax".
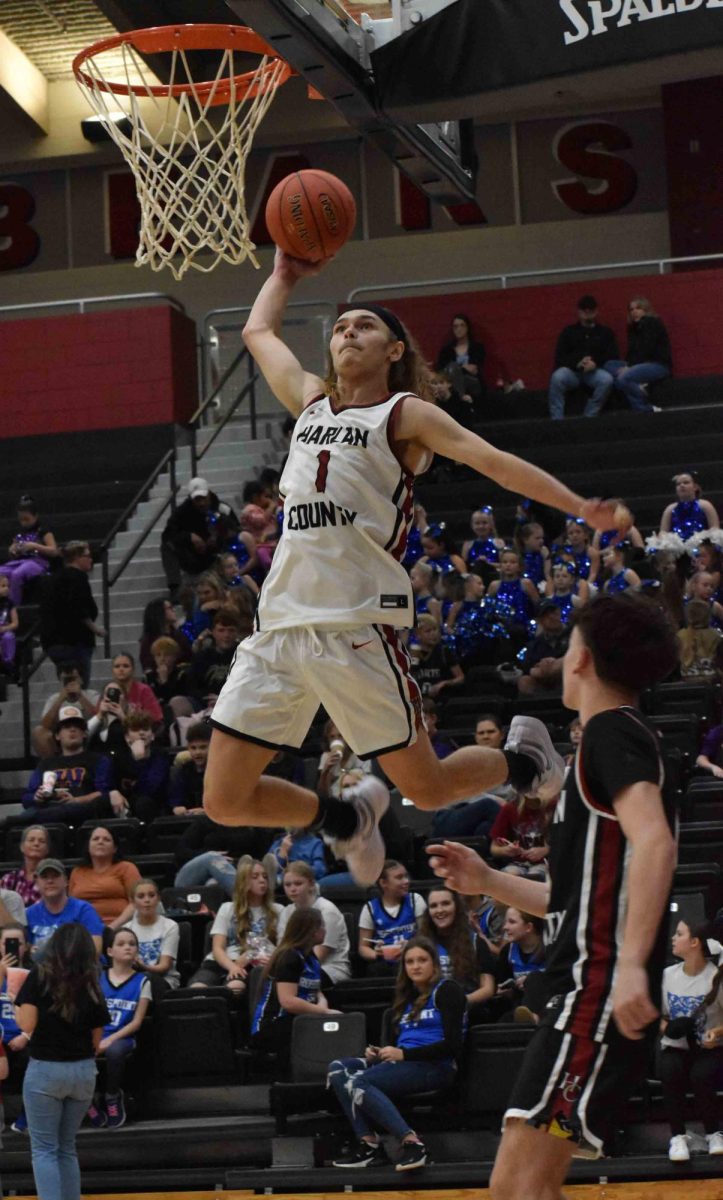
[{"xmin": 75, "ymin": 41, "xmax": 288, "ymax": 280}]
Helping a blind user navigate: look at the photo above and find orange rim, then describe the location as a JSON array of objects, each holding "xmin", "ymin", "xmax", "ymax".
[{"xmin": 72, "ymin": 24, "xmax": 294, "ymax": 105}]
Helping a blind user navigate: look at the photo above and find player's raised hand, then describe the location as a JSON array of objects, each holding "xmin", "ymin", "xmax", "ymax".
[
  {"xmin": 579, "ymin": 497, "xmax": 632, "ymax": 537},
  {"xmin": 611, "ymin": 961, "xmax": 659, "ymax": 1040},
  {"xmin": 273, "ymin": 246, "xmax": 334, "ymax": 280},
  {"xmin": 426, "ymin": 841, "xmax": 489, "ymax": 894}
]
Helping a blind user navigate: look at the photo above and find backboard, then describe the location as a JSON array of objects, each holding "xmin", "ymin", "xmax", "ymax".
[{"xmin": 225, "ymin": 0, "xmax": 477, "ymax": 204}]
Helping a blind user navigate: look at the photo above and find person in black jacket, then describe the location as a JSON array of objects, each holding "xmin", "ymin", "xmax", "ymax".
[
  {"xmin": 548, "ymin": 295, "xmax": 618, "ymax": 420},
  {"xmin": 436, "ymin": 313, "xmax": 486, "ymax": 414},
  {"xmin": 40, "ymin": 542, "xmax": 105, "ymax": 687},
  {"xmin": 603, "ymin": 296, "xmax": 672, "ymax": 414},
  {"xmin": 161, "ymin": 477, "xmax": 240, "ymax": 597}
]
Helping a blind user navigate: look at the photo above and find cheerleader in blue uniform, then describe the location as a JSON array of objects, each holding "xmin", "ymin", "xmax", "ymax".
[
  {"xmin": 462, "ymin": 506, "xmax": 505, "ymax": 568},
  {"xmin": 515, "ymin": 523, "xmax": 551, "ymax": 589},
  {"xmin": 409, "ymin": 561, "xmax": 441, "ymax": 626},
  {"xmin": 251, "ymin": 907, "xmax": 334, "ymax": 1068},
  {"xmin": 419, "ymin": 523, "xmax": 467, "ymax": 577},
  {"xmin": 660, "ymin": 472, "xmax": 720, "ymax": 540},
  {"xmin": 602, "ymin": 543, "xmax": 641, "ymax": 594},
  {"xmin": 88, "ymin": 927, "xmax": 151, "ymax": 1129},
  {"xmin": 447, "ymin": 573, "xmax": 499, "ymax": 666},
  {"xmin": 545, "ymin": 557, "xmax": 590, "ymax": 624},
  {"xmin": 330, "ymin": 937, "xmax": 466, "ymax": 1171},
  {"xmin": 486, "ymin": 548, "xmax": 539, "ymax": 642},
  {"xmin": 402, "ymin": 503, "xmax": 428, "ymax": 570},
  {"xmin": 560, "ymin": 518, "xmax": 599, "ymax": 586}
]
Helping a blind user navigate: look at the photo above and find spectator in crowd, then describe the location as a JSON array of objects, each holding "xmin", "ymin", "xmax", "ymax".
[
  {"xmin": 87, "ymin": 927, "xmax": 152, "ymax": 1130},
  {"xmin": 68, "ymin": 826, "xmax": 141, "ymax": 928},
  {"xmin": 418, "ymin": 888, "xmax": 496, "ymax": 1017},
  {"xmin": 691, "ymin": 539, "xmax": 723, "ymax": 595},
  {"xmin": 20, "ymin": 706, "xmax": 112, "ymax": 826},
  {"xmin": 276, "ymin": 862, "xmax": 351, "ymax": 985},
  {"xmin": 358, "ymin": 861, "xmax": 426, "ymax": 973},
  {"xmin": 660, "ymin": 919, "xmax": 723, "ymax": 1162},
  {"xmin": 592, "ymin": 505, "xmax": 645, "ymax": 553},
  {"xmin": 1, "ymin": 495, "xmax": 59, "ymax": 605},
  {"xmin": 318, "ymin": 721, "xmax": 371, "ymax": 799},
  {"xmin": 428, "ymin": 370, "xmax": 475, "ymax": 431},
  {"xmin": 411, "ymin": 614, "xmax": 464, "ymax": 699},
  {"xmin": 138, "ymin": 597, "xmax": 192, "ymax": 673},
  {"xmin": 173, "ymin": 814, "xmax": 272, "ymax": 895},
  {"xmin": 687, "ymin": 571, "xmax": 723, "ymax": 629},
  {"xmin": 695, "ymin": 721, "xmax": 723, "ymax": 779},
  {"xmin": 486, "ymin": 548, "xmax": 538, "ymax": 644},
  {"xmin": 430, "ymin": 713, "xmax": 514, "ymax": 837},
  {"xmin": 402, "ymin": 503, "xmax": 428, "ymax": 570},
  {"xmin": 251, "ymin": 907, "xmax": 337, "ymax": 1071},
  {"xmin": 168, "ymin": 721, "xmax": 210, "ymax": 816},
  {"xmin": 26, "ymin": 862, "xmax": 104, "ymax": 956},
  {"xmin": 143, "ymin": 637, "xmax": 192, "ymax": 721},
  {"xmin": 107, "ymin": 713, "xmax": 170, "ymax": 822},
  {"xmin": 557, "ymin": 517, "xmax": 599, "ymax": 585},
  {"xmin": 0, "ymin": 572, "xmax": 18, "ymax": 675},
  {"xmin": 604, "ymin": 296, "xmax": 672, "ymax": 413},
  {"xmin": 268, "ymin": 827, "xmax": 328, "ymax": 883},
  {"xmin": 239, "ymin": 504, "xmax": 277, "ymax": 577},
  {"xmin": 188, "ymin": 857, "xmax": 282, "ymax": 991},
  {"xmin": 0, "ymin": 922, "xmax": 33, "ymax": 1132},
  {"xmin": 33, "ymin": 662, "xmax": 99, "ymax": 760},
  {"xmin": 0, "ymin": 883, "xmax": 28, "ymax": 928},
  {"xmin": 409, "ymin": 562, "xmax": 441, "ymax": 626},
  {"xmin": 102, "ymin": 653, "xmax": 163, "ymax": 727},
  {"xmin": 217, "ymin": 550, "xmax": 260, "ymax": 597},
  {"xmin": 330, "ymin": 937, "xmax": 466, "ymax": 1171},
  {"xmin": 677, "ymin": 600, "xmax": 722, "ymax": 682},
  {"xmin": 1, "ymin": 825, "xmax": 50, "ymax": 907},
  {"xmin": 547, "ymin": 295, "xmax": 617, "ymax": 420},
  {"xmin": 660, "ymin": 471, "xmax": 720, "ymax": 539},
  {"xmin": 436, "ymin": 314, "xmax": 487, "ymax": 412},
  {"xmin": 40, "ymin": 541, "xmax": 104, "ymax": 687},
  {"xmin": 422, "ymin": 698, "xmax": 457, "ymax": 760},
  {"xmin": 186, "ymin": 606, "xmax": 242, "ymax": 704},
  {"xmin": 462, "ymin": 506, "xmax": 505, "ymax": 571},
  {"xmin": 15, "ymin": 924, "xmax": 110, "ymax": 1200},
  {"xmin": 180, "ymin": 573, "xmax": 230, "ymax": 646},
  {"xmin": 419, "ymin": 524, "xmax": 467, "ymax": 577},
  {"xmin": 517, "ymin": 600, "xmax": 569, "ymax": 696},
  {"xmin": 126, "ymin": 878, "xmax": 181, "ymax": 994},
  {"xmin": 544, "ymin": 558, "xmax": 589, "ymax": 625},
  {"xmin": 86, "ymin": 682, "xmax": 128, "ymax": 756},
  {"xmin": 161, "ymin": 477, "xmax": 240, "ymax": 596},
  {"xmin": 602, "ymin": 542, "xmax": 641, "ymax": 594},
  {"xmin": 489, "ymin": 795, "xmax": 555, "ymax": 881},
  {"xmin": 488, "ymin": 907, "xmax": 547, "ymax": 1023},
  {"xmin": 515, "ymin": 522, "xmax": 551, "ymax": 589}
]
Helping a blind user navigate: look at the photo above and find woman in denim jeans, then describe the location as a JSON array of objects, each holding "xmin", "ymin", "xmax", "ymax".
[{"xmin": 14, "ymin": 923, "xmax": 109, "ymax": 1200}]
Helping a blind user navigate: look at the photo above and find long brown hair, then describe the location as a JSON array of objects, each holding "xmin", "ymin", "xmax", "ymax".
[
  {"xmin": 391, "ymin": 935, "xmax": 442, "ymax": 1025},
  {"xmin": 418, "ymin": 888, "xmax": 477, "ymax": 986},
  {"xmin": 323, "ymin": 313, "xmax": 432, "ymax": 403},
  {"xmin": 232, "ymin": 856, "xmax": 278, "ymax": 950},
  {"xmin": 686, "ymin": 920, "xmax": 723, "ymax": 1010},
  {"xmin": 38, "ymin": 923, "xmax": 104, "ymax": 1023},
  {"xmin": 265, "ymin": 906, "xmax": 323, "ymax": 978}
]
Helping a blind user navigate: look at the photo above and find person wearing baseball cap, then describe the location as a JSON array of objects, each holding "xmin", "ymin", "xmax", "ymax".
[
  {"xmin": 19, "ymin": 705, "xmax": 113, "ymax": 827},
  {"xmin": 161, "ymin": 477, "xmax": 240, "ymax": 597},
  {"xmin": 548, "ymin": 296, "xmax": 619, "ymax": 420},
  {"xmin": 25, "ymin": 859, "xmax": 104, "ymax": 955},
  {"xmin": 517, "ymin": 601, "xmax": 569, "ymax": 696}
]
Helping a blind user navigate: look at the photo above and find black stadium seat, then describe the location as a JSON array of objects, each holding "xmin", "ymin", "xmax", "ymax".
[
  {"xmin": 4, "ymin": 822, "xmax": 70, "ymax": 861},
  {"xmin": 75, "ymin": 817, "xmax": 144, "ymax": 857},
  {"xmin": 460, "ymin": 1024, "xmax": 535, "ymax": 1124},
  {"xmin": 154, "ymin": 993, "xmax": 246, "ymax": 1086}
]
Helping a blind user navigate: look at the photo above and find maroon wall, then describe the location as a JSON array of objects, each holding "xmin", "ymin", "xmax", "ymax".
[
  {"xmin": 662, "ymin": 77, "xmax": 723, "ymax": 265},
  {"xmin": 382, "ymin": 267, "xmax": 723, "ymax": 390},
  {"xmin": 0, "ymin": 305, "xmax": 198, "ymax": 438}
]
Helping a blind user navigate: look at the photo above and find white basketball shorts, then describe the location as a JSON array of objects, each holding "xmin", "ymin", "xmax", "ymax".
[{"xmin": 210, "ymin": 624, "xmax": 423, "ymax": 759}]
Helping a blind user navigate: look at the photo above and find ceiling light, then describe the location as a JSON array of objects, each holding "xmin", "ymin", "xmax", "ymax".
[{"xmin": 80, "ymin": 112, "xmax": 132, "ymax": 143}]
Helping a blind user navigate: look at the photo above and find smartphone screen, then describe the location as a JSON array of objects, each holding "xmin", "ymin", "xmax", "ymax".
[{"xmin": 5, "ymin": 937, "xmax": 21, "ymax": 961}]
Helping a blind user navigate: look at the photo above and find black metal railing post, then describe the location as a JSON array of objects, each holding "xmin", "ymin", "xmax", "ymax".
[
  {"xmin": 170, "ymin": 454, "xmax": 177, "ymax": 512},
  {"xmin": 248, "ymin": 351, "xmax": 258, "ymax": 441},
  {"xmin": 102, "ymin": 553, "xmax": 111, "ymax": 658}
]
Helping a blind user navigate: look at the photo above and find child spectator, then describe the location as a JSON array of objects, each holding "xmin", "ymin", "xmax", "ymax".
[
  {"xmin": 268, "ymin": 828, "xmax": 328, "ymax": 883},
  {"xmin": 216, "ymin": 549, "xmax": 260, "ymax": 596},
  {"xmin": 486, "ymin": 548, "xmax": 538, "ymax": 643},
  {"xmin": 87, "ymin": 927, "xmax": 152, "ymax": 1130},
  {"xmin": 138, "ymin": 597, "xmax": 191, "ymax": 674},
  {"xmin": 0, "ymin": 573, "xmax": 18, "ymax": 675},
  {"xmin": 144, "ymin": 636, "xmax": 190, "ymax": 714},
  {"xmin": 602, "ymin": 542, "xmax": 641, "ymax": 594},
  {"xmin": 419, "ymin": 523, "xmax": 466, "ymax": 577},
  {"xmin": 1, "ymin": 495, "xmax": 58, "ymax": 604},
  {"xmin": 489, "ymin": 794, "xmax": 555, "ymax": 880},
  {"xmin": 188, "ymin": 857, "xmax": 282, "ymax": 991},
  {"xmin": 68, "ymin": 825, "xmax": 141, "ymax": 928},
  {"xmin": 411, "ymin": 614, "xmax": 464, "ymax": 699},
  {"xmin": 0, "ymin": 922, "xmax": 32, "ymax": 1132},
  {"xmin": 545, "ymin": 557, "xmax": 589, "ymax": 624},
  {"xmin": 33, "ymin": 662, "xmax": 99, "ymax": 760},
  {"xmin": 515, "ymin": 523, "xmax": 551, "ymax": 589},
  {"xmin": 276, "ymin": 863, "xmax": 350, "ymax": 985},
  {"xmin": 660, "ymin": 471, "xmax": 719, "ymax": 540},
  {"xmin": 186, "ymin": 606, "xmax": 242, "ymax": 703},
  {"xmin": 687, "ymin": 571, "xmax": 723, "ymax": 629},
  {"xmin": 107, "ymin": 713, "xmax": 170, "ymax": 822},
  {"xmin": 358, "ymin": 861, "xmax": 426, "ymax": 973},
  {"xmin": 491, "ymin": 907, "xmax": 547, "ymax": 1023},
  {"xmin": 21, "ymin": 706, "xmax": 113, "ymax": 826},
  {"xmin": 126, "ymin": 879, "xmax": 180, "ymax": 993},
  {"xmin": 449, "ymin": 572, "xmax": 497, "ymax": 667},
  {"xmin": 409, "ymin": 561, "xmax": 441, "ymax": 625},
  {"xmin": 330, "ymin": 937, "xmax": 466, "ymax": 1171},
  {"xmin": 660, "ymin": 919, "xmax": 723, "ymax": 1161},
  {"xmin": 677, "ymin": 600, "xmax": 722, "ymax": 681},
  {"xmin": 168, "ymin": 721, "xmax": 210, "ymax": 816},
  {"xmin": 462, "ymin": 506, "xmax": 504, "ymax": 569},
  {"xmin": 422, "ymin": 697, "xmax": 457, "ymax": 760},
  {"xmin": 401, "ymin": 503, "xmax": 427, "ymax": 570},
  {"xmin": 251, "ymin": 907, "xmax": 336, "ymax": 1070},
  {"xmin": 0, "ymin": 825, "xmax": 49, "ymax": 907},
  {"xmin": 418, "ymin": 887, "xmax": 496, "ymax": 1015},
  {"xmin": 559, "ymin": 518, "xmax": 599, "ymax": 585},
  {"xmin": 179, "ymin": 572, "xmax": 229, "ymax": 645}
]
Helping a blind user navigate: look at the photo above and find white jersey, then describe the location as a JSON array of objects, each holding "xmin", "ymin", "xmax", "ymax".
[{"xmin": 258, "ymin": 392, "xmax": 424, "ymax": 631}]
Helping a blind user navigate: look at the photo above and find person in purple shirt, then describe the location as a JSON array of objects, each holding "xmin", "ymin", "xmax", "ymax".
[
  {"xmin": 696, "ymin": 725, "xmax": 723, "ymax": 779},
  {"xmin": 26, "ymin": 860, "xmax": 104, "ymax": 956}
]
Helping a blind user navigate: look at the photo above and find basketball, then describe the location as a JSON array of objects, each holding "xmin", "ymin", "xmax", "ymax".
[{"xmin": 264, "ymin": 169, "xmax": 357, "ymax": 262}]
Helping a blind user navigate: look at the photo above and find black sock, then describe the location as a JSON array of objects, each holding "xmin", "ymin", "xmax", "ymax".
[
  {"xmin": 309, "ymin": 794, "xmax": 358, "ymax": 840},
  {"xmin": 503, "ymin": 750, "xmax": 537, "ymax": 791}
]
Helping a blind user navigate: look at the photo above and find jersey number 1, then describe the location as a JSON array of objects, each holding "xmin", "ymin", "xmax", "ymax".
[{"xmin": 315, "ymin": 450, "xmax": 331, "ymax": 493}]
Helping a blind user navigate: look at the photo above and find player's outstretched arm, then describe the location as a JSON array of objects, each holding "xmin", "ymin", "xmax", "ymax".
[
  {"xmin": 397, "ymin": 398, "xmax": 630, "ymax": 533},
  {"xmin": 427, "ymin": 841, "xmax": 550, "ymax": 918},
  {"xmin": 242, "ymin": 249, "xmax": 328, "ymax": 416}
]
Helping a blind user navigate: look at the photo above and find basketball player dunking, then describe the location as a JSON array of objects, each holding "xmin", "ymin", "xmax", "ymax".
[
  {"xmin": 429, "ymin": 592, "xmax": 679, "ymax": 1200},
  {"xmin": 205, "ymin": 249, "xmax": 631, "ymax": 885}
]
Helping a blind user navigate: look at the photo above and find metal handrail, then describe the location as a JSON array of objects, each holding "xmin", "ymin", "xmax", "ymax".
[
  {"xmin": 189, "ymin": 345, "xmax": 251, "ymax": 475},
  {"xmin": 18, "ymin": 624, "xmax": 48, "ymax": 761},
  {"xmin": 346, "ymin": 250, "xmax": 723, "ymax": 302},
  {"xmin": 197, "ymin": 369, "xmax": 259, "ymax": 465},
  {"xmin": 0, "ymin": 292, "xmax": 186, "ymax": 318}
]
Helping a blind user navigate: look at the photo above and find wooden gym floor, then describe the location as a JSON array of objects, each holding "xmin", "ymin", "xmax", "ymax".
[{"xmin": 12, "ymin": 1186, "xmax": 722, "ymax": 1200}]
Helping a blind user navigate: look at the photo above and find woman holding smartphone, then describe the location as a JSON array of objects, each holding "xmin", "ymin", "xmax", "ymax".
[{"xmin": 0, "ymin": 923, "xmax": 32, "ymax": 1132}]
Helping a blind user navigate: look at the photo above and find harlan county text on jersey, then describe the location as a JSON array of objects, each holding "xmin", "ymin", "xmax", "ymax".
[
  {"xmin": 286, "ymin": 501, "xmax": 358, "ymax": 530},
  {"xmin": 296, "ymin": 423, "xmax": 370, "ymax": 448}
]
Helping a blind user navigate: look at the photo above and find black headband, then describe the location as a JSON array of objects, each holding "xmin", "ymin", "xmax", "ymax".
[{"xmin": 353, "ymin": 303, "xmax": 408, "ymax": 347}]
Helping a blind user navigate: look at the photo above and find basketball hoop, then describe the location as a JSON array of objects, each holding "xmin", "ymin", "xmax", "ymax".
[{"xmin": 73, "ymin": 25, "xmax": 294, "ymax": 280}]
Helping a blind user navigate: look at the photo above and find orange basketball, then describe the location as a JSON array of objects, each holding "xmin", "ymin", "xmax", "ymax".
[{"xmin": 265, "ymin": 169, "xmax": 356, "ymax": 262}]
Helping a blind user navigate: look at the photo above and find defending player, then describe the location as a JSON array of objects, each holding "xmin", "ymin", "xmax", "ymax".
[
  {"xmin": 429, "ymin": 592, "xmax": 679, "ymax": 1200},
  {"xmin": 205, "ymin": 250, "xmax": 631, "ymax": 885}
]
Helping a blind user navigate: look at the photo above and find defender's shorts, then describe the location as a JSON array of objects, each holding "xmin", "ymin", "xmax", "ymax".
[
  {"xmin": 210, "ymin": 624, "xmax": 423, "ymax": 759},
  {"xmin": 503, "ymin": 1023, "xmax": 654, "ymax": 1158}
]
